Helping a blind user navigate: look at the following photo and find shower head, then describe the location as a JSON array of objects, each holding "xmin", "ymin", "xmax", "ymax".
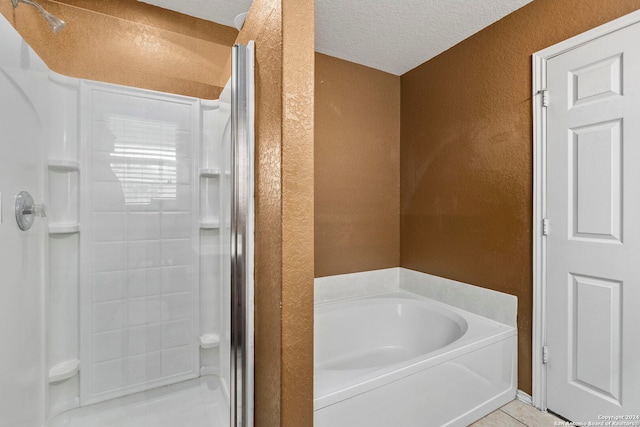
[{"xmin": 11, "ymin": 0, "xmax": 66, "ymax": 32}]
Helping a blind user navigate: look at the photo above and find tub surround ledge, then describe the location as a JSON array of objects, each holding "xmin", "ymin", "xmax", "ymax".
[
  {"xmin": 314, "ymin": 267, "xmax": 517, "ymax": 328},
  {"xmin": 399, "ymin": 268, "xmax": 518, "ymax": 327},
  {"xmin": 314, "ymin": 268, "xmax": 400, "ymax": 304}
]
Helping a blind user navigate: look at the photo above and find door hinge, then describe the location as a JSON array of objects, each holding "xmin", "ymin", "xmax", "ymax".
[
  {"xmin": 542, "ymin": 345, "xmax": 549, "ymax": 364},
  {"xmin": 542, "ymin": 218, "xmax": 549, "ymax": 235},
  {"xmin": 541, "ymin": 89, "xmax": 549, "ymax": 107}
]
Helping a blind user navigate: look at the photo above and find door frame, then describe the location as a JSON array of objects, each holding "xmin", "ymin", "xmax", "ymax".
[{"xmin": 532, "ymin": 8, "xmax": 640, "ymax": 411}]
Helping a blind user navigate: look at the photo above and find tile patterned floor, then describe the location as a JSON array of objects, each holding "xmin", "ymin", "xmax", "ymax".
[{"xmin": 471, "ymin": 399, "xmax": 564, "ymax": 427}]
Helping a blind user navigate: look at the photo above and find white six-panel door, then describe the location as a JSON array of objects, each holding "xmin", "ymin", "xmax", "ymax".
[{"xmin": 545, "ymin": 20, "xmax": 640, "ymax": 422}]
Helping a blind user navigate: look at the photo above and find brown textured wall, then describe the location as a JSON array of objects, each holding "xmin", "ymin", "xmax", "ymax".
[
  {"xmin": 315, "ymin": 53, "xmax": 400, "ymax": 277},
  {"xmin": 280, "ymin": 1, "xmax": 314, "ymax": 424},
  {"xmin": 236, "ymin": 0, "xmax": 314, "ymax": 425},
  {"xmin": 401, "ymin": 0, "xmax": 640, "ymax": 395},
  {"xmin": 0, "ymin": 0, "xmax": 236, "ymax": 98}
]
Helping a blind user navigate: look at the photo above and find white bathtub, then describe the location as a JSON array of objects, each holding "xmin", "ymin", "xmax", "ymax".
[{"xmin": 314, "ymin": 290, "xmax": 517, "ymax": 427}]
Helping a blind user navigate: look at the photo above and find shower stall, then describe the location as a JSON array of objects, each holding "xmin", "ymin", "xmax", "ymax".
[{"xmin": 0, "ymin": 14, "xmax": 254, "ymax": 427}]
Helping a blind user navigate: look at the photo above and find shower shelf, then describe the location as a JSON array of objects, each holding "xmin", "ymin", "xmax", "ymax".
[
  {"xmin": 199, "ymin": 333, "xmax": 220, "ymax": 349},
  {"xmin": 199, "ymin": 168, "xmax": 221, "ymax": 177},
  {"xmin": 199, "ymin": 220, "xmax": 220, "ymax": 229},
  {"xmin": 49, "ymin": 223, "xmax": 80, "ymax": 234},
  {"xmin": 48, "ymin": 159, "xmax": 80, "ymax": 172},
  {"xmin": 201, "ymin": 99, "xmax": 220, "ymax": 110},
  {"xmin": 48, "ymin": 359, "xmax": 80, "ymax": 383}
]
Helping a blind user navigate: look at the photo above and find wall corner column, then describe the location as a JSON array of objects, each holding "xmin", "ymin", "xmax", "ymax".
[
  {"xmin": 236, "ymin": 0, "xmax": 314, "ymax": 425},
  {"xmin": 281, "ymin": 0, "xmax": 315, "ymax": 425}
]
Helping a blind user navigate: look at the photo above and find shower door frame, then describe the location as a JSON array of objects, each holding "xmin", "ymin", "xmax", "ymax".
[{"xmin": 230, "ymin": 41, "xmax": 255, "ymax": 427}]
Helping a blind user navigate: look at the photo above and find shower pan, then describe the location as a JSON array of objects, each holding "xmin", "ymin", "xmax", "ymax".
[{"xmin": 0, "ymin": 14, "xmax": 254, "ymax": 427}]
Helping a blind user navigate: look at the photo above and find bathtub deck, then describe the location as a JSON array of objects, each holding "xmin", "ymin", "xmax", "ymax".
[{"xmin": 49, "ymin": 376, "xmax": 228, "ymax": 427}]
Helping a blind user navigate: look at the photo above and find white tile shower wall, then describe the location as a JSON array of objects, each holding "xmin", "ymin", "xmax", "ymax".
[{"xmin": 79, "ymin": 83, "xmax": 201, "ymax": 405}]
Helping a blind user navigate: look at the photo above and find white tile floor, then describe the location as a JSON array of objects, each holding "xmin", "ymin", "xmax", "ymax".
[
  {"xmin": 471, "ymin": 399, "xmax": 564, "ymax": 426},
  {"xmin": 49, "ymin": 376, "xmax": 229, "ymax": 427}
]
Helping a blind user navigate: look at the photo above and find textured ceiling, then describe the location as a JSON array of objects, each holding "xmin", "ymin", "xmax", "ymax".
[
  {"xmin": 139, "ymin": 0, "xmax": 533, "ymax": 76},
  {"xmin": 316, "ymin": 0, "xmax": 533, "ymax": 75}
]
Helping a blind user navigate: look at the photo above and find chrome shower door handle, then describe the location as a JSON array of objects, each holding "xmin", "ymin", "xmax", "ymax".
[{"xmin": 15, "ymin": 190, "xmax": 47, "ymax": 231}]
